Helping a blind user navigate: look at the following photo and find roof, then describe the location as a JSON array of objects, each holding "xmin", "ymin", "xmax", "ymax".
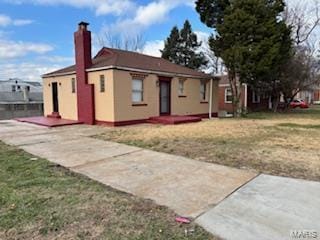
[
  {"xmin": 43, "ymin": 47, "xmax": 213, "ymax": 79},
  {"xmin": 0, "ymin": 92, "xmax": 43, "ymax": 103}
]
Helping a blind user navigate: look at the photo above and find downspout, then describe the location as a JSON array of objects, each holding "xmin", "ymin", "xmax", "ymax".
[
  {"xmin": 244, "ymin": 83, "xmax": 248, "ymax": 111},
  {"xmin": 209, "ymin": 78, "xmax": 213, "ymax": 119}
]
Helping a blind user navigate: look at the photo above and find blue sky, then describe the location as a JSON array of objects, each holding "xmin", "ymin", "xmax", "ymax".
[{"xmin": 0, "ymin": 0, "xmax": 213, "ymax": 81}]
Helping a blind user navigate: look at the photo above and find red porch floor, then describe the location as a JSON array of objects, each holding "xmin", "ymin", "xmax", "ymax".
[
  {"xmin": 148, "ymin": 115, "xmax": 202, "ymax": 125},
  {"xmin": 16, "ymin": 116, "xmax": 82, "ymax": 127}
]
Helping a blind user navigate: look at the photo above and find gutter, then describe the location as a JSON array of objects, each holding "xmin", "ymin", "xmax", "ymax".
[{"xmin": 43, "ymin": 65, "xmax": 216, "ymax": 80}]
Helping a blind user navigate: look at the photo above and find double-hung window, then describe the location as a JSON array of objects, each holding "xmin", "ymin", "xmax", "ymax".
[
  {"xmin": 71, "ymin": 78, "xmax": 76, "ymax": 93},
  {"xmin": 200, "ymin": 81, "xmax": 207, "ymax": 101},
  {"xmin": 252, "ymin": 91, "xmax": 261, "ymax": 103},
  {"xmin": 179, "ymin": 79, "xmax": 185, "ymax": 96},
  {"xmin": 225, "ymin": 88, "xmax": 233, "ymax": 103},
  {"xmin": 132, "ymin": 79, "xmax": 143, "ymax": 103},
  {"xmin": 100, "ymin": 75, "xmax": 105, "ymax": 93}
]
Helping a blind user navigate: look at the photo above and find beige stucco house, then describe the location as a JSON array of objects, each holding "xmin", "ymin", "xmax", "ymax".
[{"xmin": 42, "ymin": 22, "xmax": 219, "ymax": 126}]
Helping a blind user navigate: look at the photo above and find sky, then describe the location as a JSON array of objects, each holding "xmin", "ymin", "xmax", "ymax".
[
  {"xmin": 0, "ymin": 0, "xmax": 213, "ymax": 81},
  {"xmin": 0, "ymin": 0, "xmax": 316, "ymax": 82}
]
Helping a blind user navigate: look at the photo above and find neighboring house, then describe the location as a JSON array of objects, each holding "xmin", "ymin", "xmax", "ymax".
[
  {"xmin": 314, "ymin": 87, "xmax": 320, "ymax": 104},
  {"xmin": 218, "ymin": 75, "xmax": 270, "ymax": 115},
  {"xmin": 0, "ymin": 79, "xmax": 43, "ymax": 120},
  {"xmin": 297, "ymin": 85, "xmax": 320, "ymax": 104},
  {"xmin": 42, "ymin": 22, "xmax": 219, "ymax": 126}
]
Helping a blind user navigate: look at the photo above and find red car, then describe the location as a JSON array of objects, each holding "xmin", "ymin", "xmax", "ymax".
[{"xmin": 290, "ymin": 99, "xmax": 309, "ymax": 109}]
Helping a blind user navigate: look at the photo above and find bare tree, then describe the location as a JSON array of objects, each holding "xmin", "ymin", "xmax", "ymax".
[
  {"xmin": 97, "ymin": 30, "xmax": 146, "ymax": 52},
  {"xmin": 285, "ymin": 0, "xmax": 320, "ymax": 45},
  {"xmin": 271, "ymin": 0, "xmax": 320, "ymax": 111}
]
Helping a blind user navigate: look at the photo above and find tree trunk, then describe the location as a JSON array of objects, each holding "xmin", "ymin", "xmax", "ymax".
[
  {"xmin": 229, "ymin": 73, "xmax": 242, "ymax": 117},
  {"xmin": 272, "ymin": 95, "xmax": 280, "ymax": 112}
]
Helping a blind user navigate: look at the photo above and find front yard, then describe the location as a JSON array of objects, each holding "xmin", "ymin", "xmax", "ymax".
[
  {"xmin": 97, "ymin": 106, "xmax": 320, "ymax": 181},
  {"xmin": 0, "ymin": 142, "xmax": 215, "ymax": 240}
]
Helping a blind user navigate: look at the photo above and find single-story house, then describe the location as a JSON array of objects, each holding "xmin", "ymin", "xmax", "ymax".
[
  {"xmin": 218, "ymin": 75, "xmax": 270, "ymax": 115},
  {"xmin": 42, "ymin": 22, "xmax": 219, "ymax": 126}
]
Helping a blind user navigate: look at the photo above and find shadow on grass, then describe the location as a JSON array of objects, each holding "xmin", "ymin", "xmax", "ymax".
[{"xmin": 277, "ymin": 123, "xmax": 320, "ymax": 129}]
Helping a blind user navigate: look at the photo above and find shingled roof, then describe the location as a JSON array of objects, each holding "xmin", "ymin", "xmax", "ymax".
[{"xmin": 43, "ymin": 47, "xmax": 212, "ymax": 79}]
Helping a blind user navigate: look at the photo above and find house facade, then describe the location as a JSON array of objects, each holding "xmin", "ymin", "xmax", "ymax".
[
  {"xmin": 42, "ymin": 22, "xmax": 219, "ymax": 126},
  {"xmin": 218, "ymin": 76, "xmax": 270, "ymax": 115}
]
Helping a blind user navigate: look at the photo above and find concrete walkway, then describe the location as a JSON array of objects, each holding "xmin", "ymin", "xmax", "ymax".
[{"xmin": 1, "ymin": 120, "xmax": 319, "ymax": 240}]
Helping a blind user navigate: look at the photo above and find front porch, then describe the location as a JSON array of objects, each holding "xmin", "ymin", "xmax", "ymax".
[
  {"xmin": 147, "ymin": 115, "xmax": 202, "ymax": 125},
  {"xmin": 16, "ymin": 116, "xmax": 82, "ymax": 127}
]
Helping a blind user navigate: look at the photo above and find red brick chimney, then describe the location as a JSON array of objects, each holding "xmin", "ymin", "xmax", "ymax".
[{"xmin": 74, "ymin": 22, "xmax": 95, "ymax": 125}]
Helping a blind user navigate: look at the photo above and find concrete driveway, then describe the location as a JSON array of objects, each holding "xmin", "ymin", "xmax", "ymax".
[
  {"xmin": 1, "ymin": 120, "xmax": 319, "ymax": 240},
  {"xmin": 0, "ymin": 120, "xmax": 255, "ymax": 218}
]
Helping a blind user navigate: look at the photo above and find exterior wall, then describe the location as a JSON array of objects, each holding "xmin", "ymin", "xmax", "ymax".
[
  {"xmin": 43, "ymin": 74, "xmax": 78, "ymax": 120},
  {"xmin": 43, "ymin": 69, "xmax": 219, "ymax": 125},
  {"xmin": 314, "ymin": 90, "xmax": 320, "ymax": 103},
  {"xmin": 171, "ymin": 77, "xmax": 219, "ymax": 116},
  {"xmin": 219, "ymin": 85, "xmax": 246, "ymax": 113},
  {"xmin": 88, "ymin": 70, "xmax": 115, "ymax": 122},
  {"xmin": 112, "ymin": 70, "xmax": 159, "ymax": 122},
  {"xmin": 112, "ymin": 70, "xmax": 219, "ymax": 123}
]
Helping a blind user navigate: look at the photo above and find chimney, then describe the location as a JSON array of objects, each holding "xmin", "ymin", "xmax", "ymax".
[
  {"xmin": 75, "ymin": 21, "xmax": 92, "ymax": 73},
  {"xmin": 74, "ymin": 22, "xmax": 95, "ymax": 125}
]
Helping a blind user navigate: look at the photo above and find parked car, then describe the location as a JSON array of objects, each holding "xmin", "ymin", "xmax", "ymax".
[{"xmin": 290, "ymin": 99, "xmax": 309, "ymax": 109}]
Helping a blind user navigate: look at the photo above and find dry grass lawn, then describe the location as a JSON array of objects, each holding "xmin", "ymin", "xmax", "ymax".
[{"xmin": 97, "ymin": 107, "xmax": 320, "ymax": 181}]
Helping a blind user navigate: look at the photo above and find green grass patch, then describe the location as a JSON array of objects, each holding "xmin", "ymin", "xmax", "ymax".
[
  {"xmin": 0, "ymin": 141, "xmax": 216, "ymax": 240},
  {"xmin": 277, "ymin": 123, "xmax": 320, "ymax": 129}
]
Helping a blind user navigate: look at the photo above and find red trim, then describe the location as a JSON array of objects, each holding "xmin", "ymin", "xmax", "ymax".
[
  {"xmin": 47, "ymin": 112, "xmax": 61, "ymax": 119},
  {"xmin": 132, "ymin": 103, "xmax": 148, "ymax": 106},
  {"xmin": 178, "ymin": 95, "xmax": 187, "ymax": 98},
  {"xmin": 96, "ymin": 119, "xmax": 148, "ymax": 127}
]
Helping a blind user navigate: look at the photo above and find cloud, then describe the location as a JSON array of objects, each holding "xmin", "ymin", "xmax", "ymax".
[
  {"xmin": 5, "ymin": 0, "xmax": 136, "ymax": 16},
  {"xmin": 143, "ymin": 40, "xmax": 164, "ymax": 57},
  {"xmin": 0, "ymin": 40, "xmax": 54, "ymax": 59},
  {"xmin": 0, "ymin": 14, "xmax": 33, "ymax": 27},
  {"xmin": 101, "ymin": 0, "xmax": 194, "ymax": 37},
  {"xmin": 0, "ymin": 62, "xmax": 63, "ymax": 81}
]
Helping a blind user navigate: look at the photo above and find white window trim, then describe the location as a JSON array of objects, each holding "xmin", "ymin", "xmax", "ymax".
[
  {"xmin": 225, "ymin": 88, "xmax": 233, "ymax": 103},
  {"xmin": 252, "ymin": 91, "xmax": 261, "ymax": 103},
  {"xmin": 132, "ymin": 78, "xmax": 144, "ymax": 103}
]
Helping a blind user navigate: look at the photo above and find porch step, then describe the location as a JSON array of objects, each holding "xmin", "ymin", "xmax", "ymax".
[
  {"xmin": 47, "ymin": 112, "xmax": 61, "ymax": 119},
  {"xmin": 148, "ymin": 115, "xmax": 202, "ymax": 125}
]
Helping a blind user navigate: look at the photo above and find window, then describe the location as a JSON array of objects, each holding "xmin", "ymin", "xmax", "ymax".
[
  {"xmin": 225, "ymin": 88, "xmax": 233, "ymax": 103},
  {"xmin": 100, "ymin": 75, "xmax": 105, "ymax": 92},
  {"xmin": 17, "ymin": 85, "xmax": 21, "ymax": 91},
  {"xmin": 12, "ymin": 85, "xmax": 16, "ymax": 92},
  {"xmin": 200, "ymin": 81, "xmax": 207, "ymax": 101},
  {"xmin": 252, "ymin": 91, "xmax": 261, "ymax": 103},
  {"xmin": 178, "ymin": 79, "xmax": 185, "ymax": 96},
  {"xmin": 71, "ymin": 78, "xmax": 76, "ymax": 93},
  {"xmin": 25, "ymin": 86, "xmax": 30, "ymax": 92},
  {"xmin": 132, "ymin": 79, "xmax": 143, "ymax": 103}
]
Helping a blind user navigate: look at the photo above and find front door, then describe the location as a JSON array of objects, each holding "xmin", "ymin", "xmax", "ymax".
[
  {"xmin": 52, "ymin": 82, "xmax": 59, "ymax": 113},
  {"xmin": 159, "ymin": 80, "xmax": 171, "ymax": 115}
]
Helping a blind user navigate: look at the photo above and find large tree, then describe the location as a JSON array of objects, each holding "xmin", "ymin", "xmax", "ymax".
[
  {"xmin": 196, "ymin": 0, "xmax": 292, "ymax": 116},
  {"xmin": 161, "ymin": 20, "xmax": 207, "ymax": 70}
]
